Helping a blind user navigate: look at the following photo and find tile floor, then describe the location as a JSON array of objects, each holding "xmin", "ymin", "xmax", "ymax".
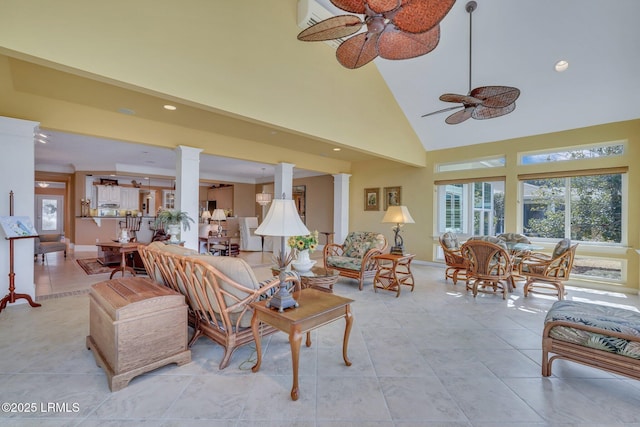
[{"xmin": 2, "ymin": 250, "xmax": 640, "ymax": 426}]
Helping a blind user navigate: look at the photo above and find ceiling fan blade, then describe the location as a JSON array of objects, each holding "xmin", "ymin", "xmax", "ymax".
[
  {"xmin": 472, "ymin": 103, "xmax": 516, "ymax": 120},
  {"xmin": 336, "ymin": 32, "xmax": 380, "ymax": 69},
  {"xmin": 367, "ymin": 0, "xmax": 403, "ymax": 14},
  {"xmin": 421, "ymin": 105, "xmax": 463, "ymax": 118},
  {"xmin": 378, "ymin": 24, "xmax": 439, "ymax": 60},
  {"xmin": 297, "ymin": 15, "xmax": 363, "ymax": 41},
  {"xmin": 331, "ymin": 0, "xmax": 367, "ymax": 14},
  {"xmin": 470, "ymin": 86, "xmax": 521, "ymax": 108},
  {"xmin": 439, "ymin": 93, "xmax": 482, "ymax": 104},
  {"xmin": 445, "ymin": 106, "xmax": 474, "ymax": 124},
  {"xmin": 392, "ymin": 0, "xmax": 456, "ymax": 33}
]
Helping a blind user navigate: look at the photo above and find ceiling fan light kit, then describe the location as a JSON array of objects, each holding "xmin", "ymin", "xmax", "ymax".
[
  {"xmin": 297, "ymin": 0, "xmax": 456, "ymax": 69},
  {"xmin": 421, "ymin": 0, "xmax": 521, "ymax": 124}
]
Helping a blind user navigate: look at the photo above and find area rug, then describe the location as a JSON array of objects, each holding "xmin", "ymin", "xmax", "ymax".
[{"xmin": 76, "ymin": 258, "xmax": 112, "ymax": 275}]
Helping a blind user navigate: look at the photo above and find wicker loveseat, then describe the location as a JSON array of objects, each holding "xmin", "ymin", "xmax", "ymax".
[
  {"xmin": 138, "ymin": 241, "xmax": 300, "ymax": 369},
  {"xmin": 323, "ymin": 231, "xmax": 387, "ymax": 290}
]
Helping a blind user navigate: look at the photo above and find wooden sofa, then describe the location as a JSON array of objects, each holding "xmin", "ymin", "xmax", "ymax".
[
  {"xmin": 542, "ymin": 300, "xmax": 640, "ymax": 380},
  {"xmin": 138, "ymin": 241, "xmax": 300, "ymax": 369},
  {"xmin": 323, "ymin": 231, "xmax": 388, "ymax": 290}
]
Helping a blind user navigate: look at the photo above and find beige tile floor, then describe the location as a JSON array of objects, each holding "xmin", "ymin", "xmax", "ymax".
[{"xmin": 2, "ymin": 249, "xmax": 640, "ymax": 426}]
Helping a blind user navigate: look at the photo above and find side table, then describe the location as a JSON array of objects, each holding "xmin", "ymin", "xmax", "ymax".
[
  {"xmin": 250, "ymin": 288, "xmax": 353, "ymax": 400},
  {"xmin": 373, "ymin": 253, "xmax": 416, "ymax": 297}
]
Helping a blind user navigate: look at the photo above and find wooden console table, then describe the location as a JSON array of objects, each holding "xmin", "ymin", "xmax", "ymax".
[{"xmin": 250, "ymin": 288, "xmax": 353, "ymax": 400}]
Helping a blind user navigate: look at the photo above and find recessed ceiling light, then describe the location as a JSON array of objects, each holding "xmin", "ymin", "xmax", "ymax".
[
  {"xmin": 163, "ymin": 104, "xmax": 177, "ymax": 111},
  {"xmin": 554, "ymin": 60, "xmax": 569, "ymax": 72},
  {"xmin": 333, "ymin": 148, "xmax": 341, "ymax": 151}
]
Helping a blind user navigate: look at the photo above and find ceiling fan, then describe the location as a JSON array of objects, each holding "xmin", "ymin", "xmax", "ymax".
[
  {"xmin": 297, "ymin": 0, "xmax": 456, "ymax": 69},
  {"xmin": 422, "ymin": 1, "xmax": 520, "ymax": 124}
]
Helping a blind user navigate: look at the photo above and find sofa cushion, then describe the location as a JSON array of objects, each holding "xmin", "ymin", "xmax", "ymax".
[
  {"xmin": 342, "ymin": 231, "xmax": 385, "ymax": 259},
  {"xmin": 552, "ymin": 238, "xmax": 571, "ymax": 259},
  {"xmin": 146, "ymin": 240, "xmax": 199, "ymax": 256},
  {"xmin": 546, "ymin": 300, "xmax": 640, "ymax": 359},
  {"xmin": 326, "ymin": 255, "xmax": 362, "ymax": 271},
  {"xmin": 441, "ymin": 232, "xmax": 460, "ymax": 250}
]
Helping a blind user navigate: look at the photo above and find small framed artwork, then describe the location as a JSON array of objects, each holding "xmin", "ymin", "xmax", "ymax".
[
  {"xmin": 383, "ymin": 186, "xmax": 401, "ymax": 210},
  {"xmin": 364, "ymin": 188, "xmax": 380, "ymax": 211}
]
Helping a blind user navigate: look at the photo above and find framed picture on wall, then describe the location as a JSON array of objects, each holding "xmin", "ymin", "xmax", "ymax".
[
  {"xmin": 364, "ymin": 188, "xmax": 379, "ymax": 211},
  {"xmin": 383, "ymin": 186, "xmax": 401, "ymax": 210}
]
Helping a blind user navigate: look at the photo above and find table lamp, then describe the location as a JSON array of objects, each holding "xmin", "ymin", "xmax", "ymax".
[
  {"xmin": 211, "ymin": 209, "xmax": 226, "ymax": 236},
  {"xmin": 255, "ymin": 195, "xmax": 309, "ymax": 311},
  {"xmin": 201, "ymin": 210, "xmax": 211, "ymax": 224},
  {"xmin": 382, "ymin": 205, "xmax": 415, "ymax": 255}
]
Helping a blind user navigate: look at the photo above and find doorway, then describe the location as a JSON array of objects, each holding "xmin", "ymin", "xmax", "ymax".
[{"xmin": 35, "ymin": 194, "xmax": 64, "ymax": 236}]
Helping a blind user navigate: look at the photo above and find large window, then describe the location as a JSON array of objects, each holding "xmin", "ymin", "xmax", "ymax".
[
  {"xmin": 520, "ymin": 172, "xmax": 623, "ymax": 244},
  {"xmin": 437, "ymin": 179, "xmax": 504, "ymax": 236}
]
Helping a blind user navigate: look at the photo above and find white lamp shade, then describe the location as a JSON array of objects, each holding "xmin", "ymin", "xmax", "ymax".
[
  {"xmin": 255, "ymin": 199, "xmax": 309, "ymax": 237},
  {"xmin": 382, "ymin": 205, "xmax": 415, "ymax": 224},
  {"xmin": 201, "ymin": 210, "xmax": 211, "ymax": 220},
  {"xmin": 211, "ymin": 209, "xmax": 226, "ymax": 221}
]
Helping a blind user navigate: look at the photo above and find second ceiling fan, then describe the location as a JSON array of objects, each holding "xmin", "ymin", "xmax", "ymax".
[{"xmin": 422, "ymin": 1, "xmax": 520, "ymax": 124}]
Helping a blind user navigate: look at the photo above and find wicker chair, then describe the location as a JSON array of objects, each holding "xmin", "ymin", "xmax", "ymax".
[
  {"xmin": 460, "ymin": 238, "xmax": 514, "ymax": 300},
  {"xmin": 520, "ymin": 239, "xmax": 578, "ymax": 300},
  {"xmin": 138, "ymin": 242, "xmax": 300, "ymax": 369},
  {"xmin": 439, "ymin": 232, "xmax": 468, "ymax": 285},
  {"xmin": 323, "ymin": 231, "xmax": 387, "ymax": 290}
]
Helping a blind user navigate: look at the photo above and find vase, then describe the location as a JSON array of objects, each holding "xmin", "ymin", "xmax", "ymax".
[
  {"xmin": 167, "ymin": 224, "xmax": 181, "ymax": 243},
  {"xmin": 292, "ymin": 249, "xmax": 316, "ymax": 275}
]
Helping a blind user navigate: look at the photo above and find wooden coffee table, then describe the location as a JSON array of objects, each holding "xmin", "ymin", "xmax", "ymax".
[{"xmin": 250, "ymin": 288, "xmax": 354, "ymax": 401}]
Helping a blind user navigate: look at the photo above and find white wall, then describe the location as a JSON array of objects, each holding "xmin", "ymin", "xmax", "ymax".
[{"xmin": 0, "ymin": 116, "xmax": 39, "ymax": 305}]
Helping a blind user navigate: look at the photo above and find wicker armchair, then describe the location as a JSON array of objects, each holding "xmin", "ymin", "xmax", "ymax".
[
  {"xmin": 439, "ymin": 232, "xmax": 468, "ymax": 285},
  {"xmin": 520, "ymin": 239, "xmax": 578, "ymax": 300},
  {"xmin": 460, "ymin": 238, "xmax": 514, "ymax": 300},
  {"xmin": 323, "ymin": 231, "xmax": 388, "ymax": 290},
  {"xmin": 138, "ymin": 242, "xmax": 300, "ymax": 369}
]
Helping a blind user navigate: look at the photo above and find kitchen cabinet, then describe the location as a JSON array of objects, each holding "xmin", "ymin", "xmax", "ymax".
[
  {"xmin": 162, "ymin": 190, "xmax": 175, "ymax": 209},
  {"xmin": 120, "ymin": 187, "xmax": 140, "ymax": 211},
  {"xmin": 97, "ymin": 185, "xmax": 121, "ymax": 205}
]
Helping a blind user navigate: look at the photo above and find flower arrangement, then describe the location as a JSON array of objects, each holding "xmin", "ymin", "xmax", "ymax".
[{"xmin": 287, "ymin": 230, "xmax": 319, "ymax": 253}]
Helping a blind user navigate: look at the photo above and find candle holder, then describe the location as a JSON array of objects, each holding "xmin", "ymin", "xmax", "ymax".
[{"xmin": 81, "ymin": 198, "xmax": 91, "ymax": 217}]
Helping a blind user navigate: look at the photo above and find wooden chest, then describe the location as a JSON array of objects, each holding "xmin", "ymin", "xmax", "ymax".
[{"xmin": 86, "ymin": 277, "xmax": 191, "ymax": 391}]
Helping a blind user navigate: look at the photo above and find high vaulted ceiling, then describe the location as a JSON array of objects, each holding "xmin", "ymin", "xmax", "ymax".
[{"xmin": 1, "ymin": 0, "xmax": 640, "ymax": 181}]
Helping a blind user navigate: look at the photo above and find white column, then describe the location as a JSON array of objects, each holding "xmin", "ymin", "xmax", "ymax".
[
  {"xmin": 274, "ymin": 162, "xmax": 294, "ymax": 200},
  {"xmin": 175, "ymin": 145, "xmax": 202, "ymax": 251},
  {"xmin": 333, "ymin": 173, "xmax": 351, "ymax": 244},
  {"xmin": 272, "ymin": 163, "xmax": 295, "ymax": 262},
  {"xmin": 0, "ymin": 116, "xmax": 39, "ymax": 305}
]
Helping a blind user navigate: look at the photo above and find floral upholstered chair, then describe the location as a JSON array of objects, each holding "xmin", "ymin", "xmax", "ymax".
[
  {"xmin": 520, "ymin": 238, "xmax": 578, "ymax": 300},
  {"xmin": 323, "ymin": 231, "xmax": 387, "ymax": 290},
  {"xmin": 439, "ymin": 232, "xmax": 468, "ymax": 285}
]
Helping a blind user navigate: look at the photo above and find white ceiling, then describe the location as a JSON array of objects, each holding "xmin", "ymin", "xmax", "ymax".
[
  {"xmin": 34, "ymin": 0, "xmax": 640, "ymax": 179},
  {"xmin": 318, "ymin": 0, "xmax": 640, "ymax": 150}
]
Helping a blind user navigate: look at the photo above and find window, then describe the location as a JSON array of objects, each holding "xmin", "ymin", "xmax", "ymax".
[
  {"xmin": 520, "ymin": 173, "xmax": 623, "ymax": 244},
  {"xmin": 520, "ymin": 142, "xmax": 624, "ymax": 165},
  {"xmin": 436, "ymin": 156, "xmax": 505, "ymax": 173},
  {"xmin": 437, "ymin": 179, "xmax": 504, "ymax": 236}
]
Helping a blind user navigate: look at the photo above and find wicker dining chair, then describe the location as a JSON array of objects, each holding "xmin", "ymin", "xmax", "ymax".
[
  {"xmin": 439, "ymin": 232, "xmax": 468, "ymax": 285},
  {"xmin": 520, "ymin": 239, "xmax": 578, "ymax": 300},
  {"xmin": 460, "ymin": 238, "xmax": 514, "ymax": 300}
]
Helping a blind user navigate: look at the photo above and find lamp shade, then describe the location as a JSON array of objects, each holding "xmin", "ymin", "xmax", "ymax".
[
  {"xmin": 211, "ymin": 209, "xmax": 226, "ymax": 221},
  {"xmin": 201, "ymin": 210, "xmax": 211, "ymax": 220},
  {"xmin": 382, "ymin": 205, "xmax": 415, "ymax": 224},
  {"xmin": 255, "ymin": 199, "xmax": 309, "ymax": 237}
]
